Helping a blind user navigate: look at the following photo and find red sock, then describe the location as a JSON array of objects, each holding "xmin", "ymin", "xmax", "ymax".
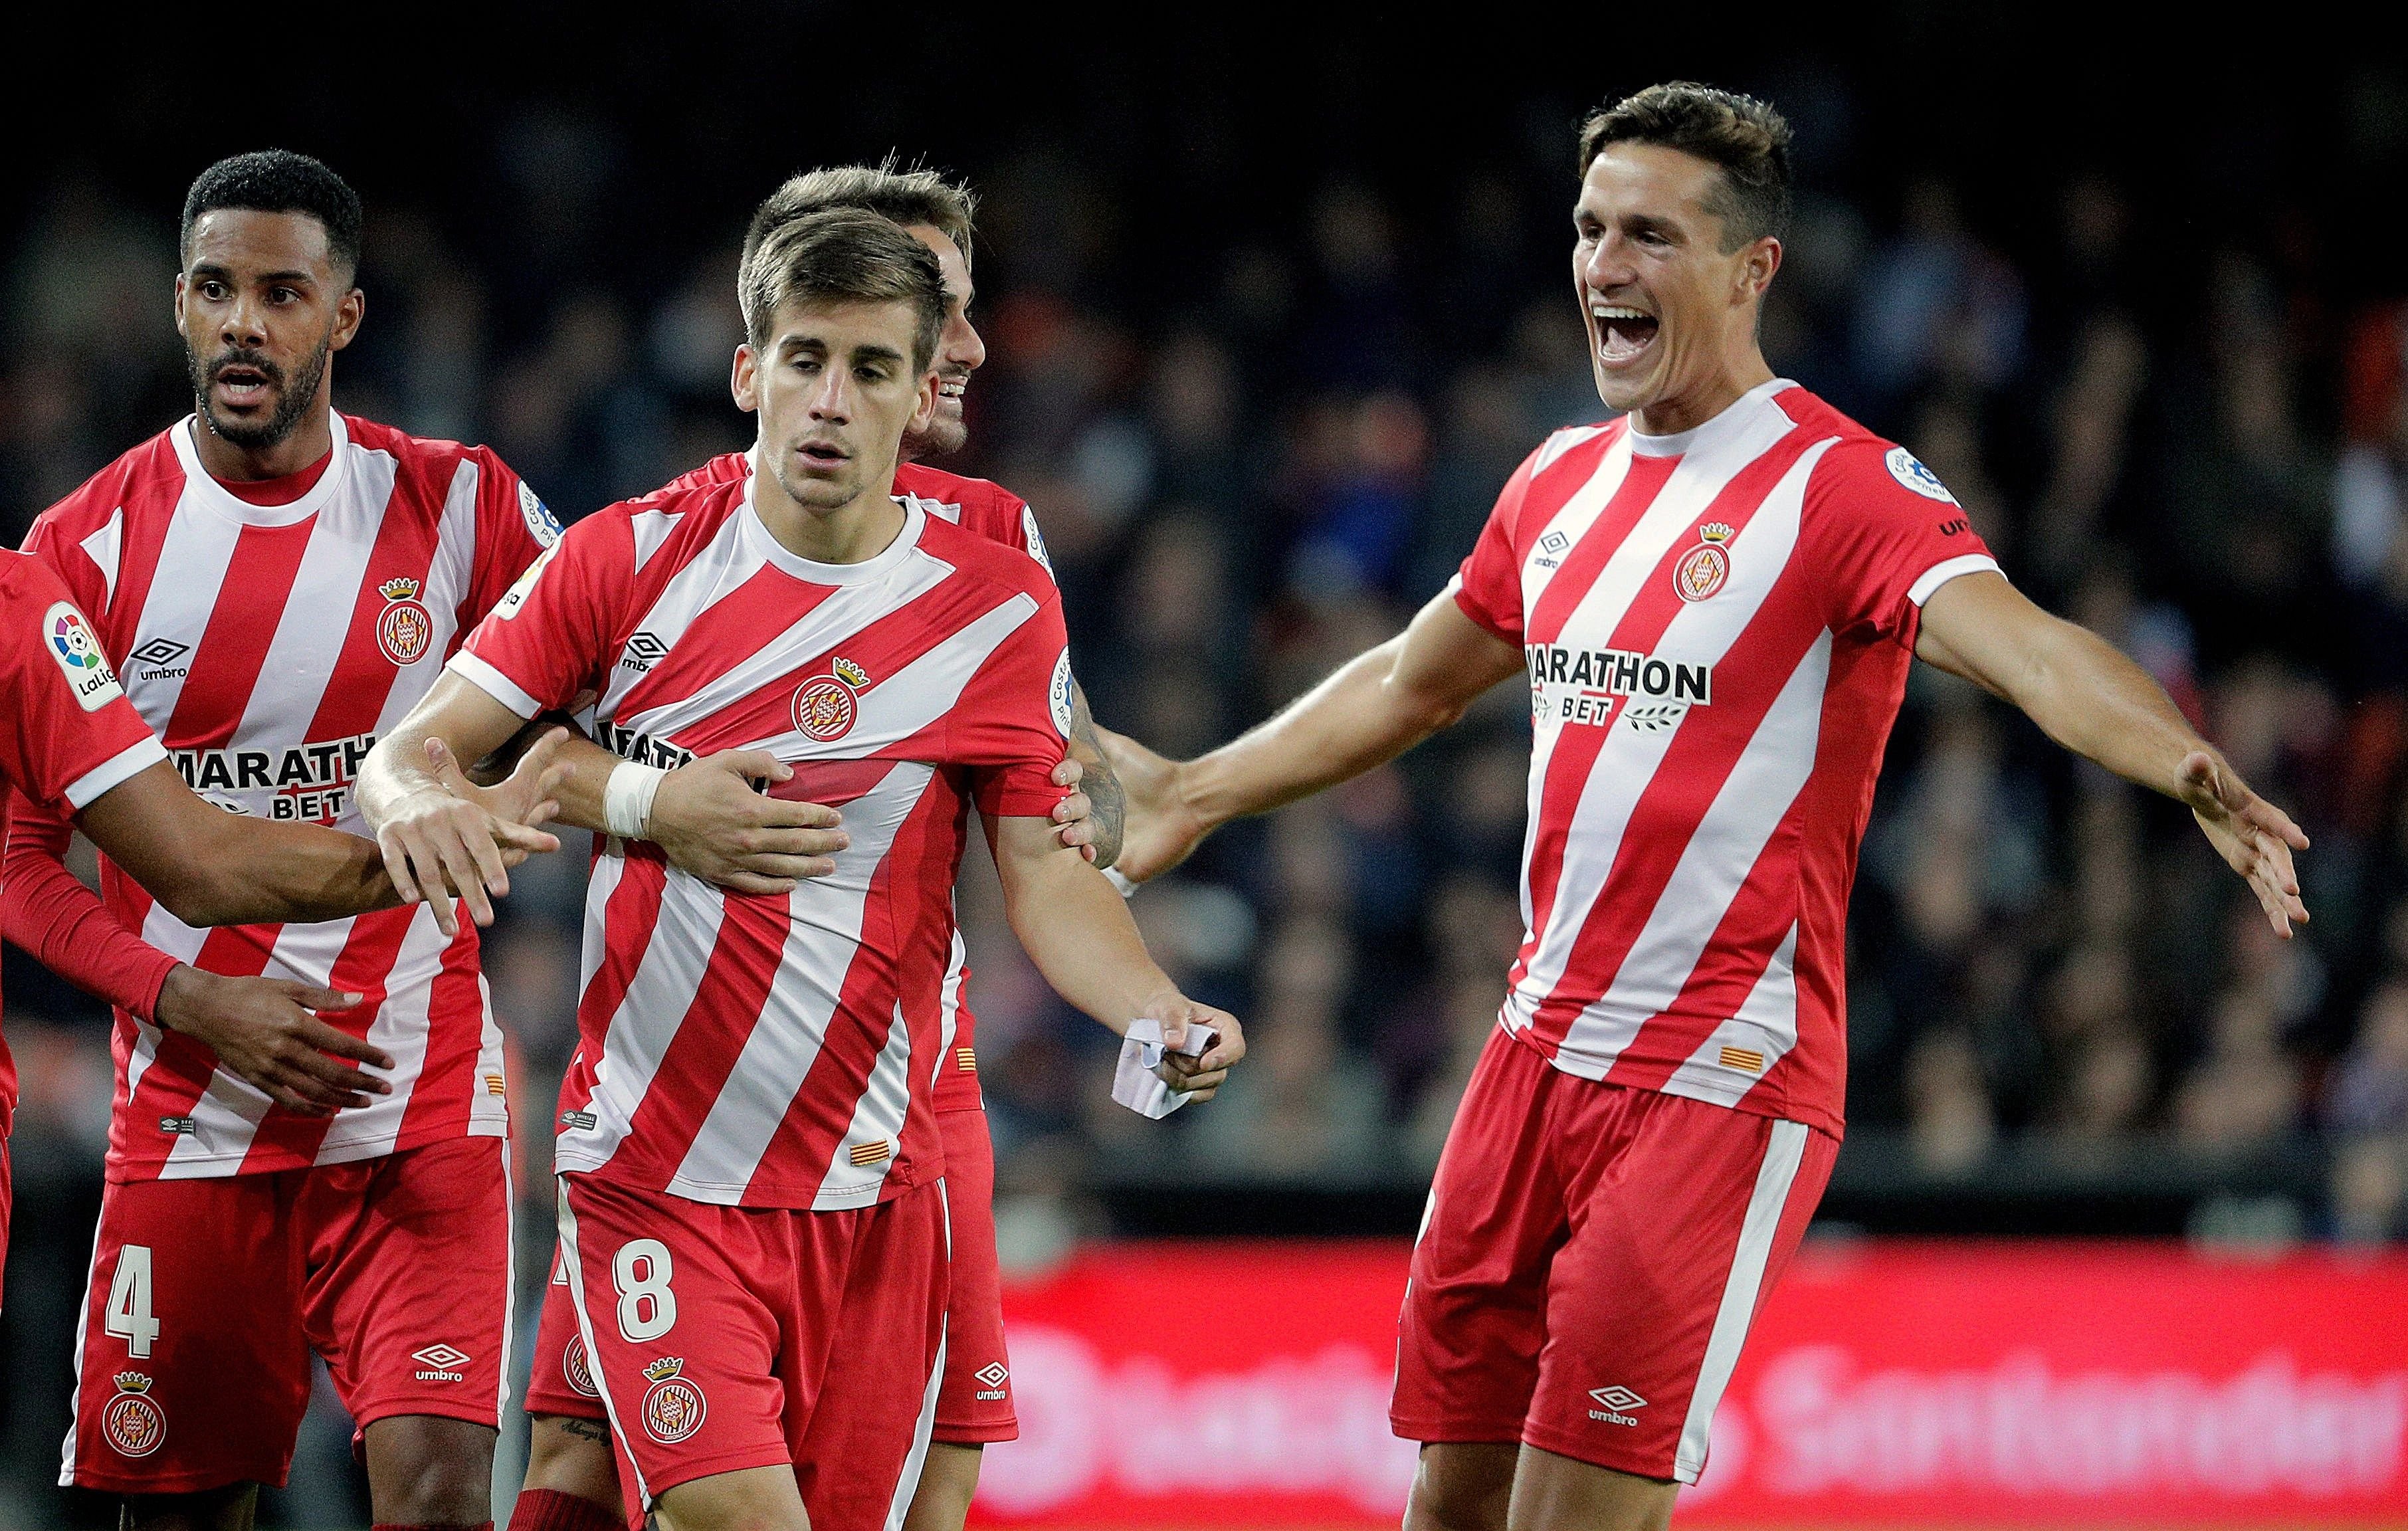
[{"xmin": 508, "ymin": 1488, "xmax": 627, "ymax": 1531}]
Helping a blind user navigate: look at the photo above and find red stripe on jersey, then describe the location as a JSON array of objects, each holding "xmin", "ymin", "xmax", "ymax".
[
  {"xmin": 1522, "ymin": 436, "xmax": 1827, "ymax": 1052},
  {"xmin": 161, "ymin": 521, "xmax": 315, "ymax": 750},
  {"xmin": 110, "ymin": 924, "xmax": 274, "ymax": 1158},
  {"xmin": 612, "ymin": 567, "xmax": 845, "ymax": 720},
  {"xmin": 238, "ymin": 912, "xmax": 416, "ymax": 1170},
  {"xmin": 569, "ymin": 851, "xmax": 670, "ymax": 1057},
  {"xmin": 298, "ymin": 449, "xmax": 450, "ymax": 745},
  {"xmin": 401, "ymin": 921, "xmax": 492, "ymax": 1140},
  {"xmin": 98, "ymin": 440, "xmax": 184, "ymax": 627},
  {"xmin": 613, "ymin": 892, "xmax": 793, "ymax": 1185}
]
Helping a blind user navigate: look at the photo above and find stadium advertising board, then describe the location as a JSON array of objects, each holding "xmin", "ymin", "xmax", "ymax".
[{"xmin": 971, "ymin": 1241, "xmax": 2408, "ymax": 1526}]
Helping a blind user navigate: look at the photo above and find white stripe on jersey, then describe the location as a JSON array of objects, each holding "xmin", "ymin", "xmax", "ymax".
[
  {"xmin": 78, "ymin": 508, "xmax": 122, "ymax": 609},
  {"xmin": 818, "ymin": 1001, "xmax": 916, "ymax": 1209},
  {"xmin": 365, "ymin": 456, "xmax": 480, "ymax": 734},
  {"xmin": 1659, "ymin": 922, "xmax": 1803, "ymax": 1108},
  {"xmin": 663, "ymin": 762, "xmax": 929, "ymax": 1205},
  {"xmin": 738, "ymin": 592, "xmax": 1041, "ymax": 762},
  {"xmin": 1508, "ymin": 413, "xmax": 1818, "ymax": 1020},
  {"xmin": 118, "ymin": 493, "xmax": 244, "ymax": 734},
  {"xmin": 595, "ymin": 510, "xmax": 773, "ymax": 717},
  {"xmin": 1556, "ymin": 626, "xmax": 1833, "ymax": 1065},
  {"xmin": 557, "ymin": 867, "xmax": 730, "ymax": 1175}
]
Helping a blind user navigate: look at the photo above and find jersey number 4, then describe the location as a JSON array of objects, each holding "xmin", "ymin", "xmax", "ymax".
[{"xmin": 106, "ymin": 1245, "xmax": 161, "ymax": 1358}]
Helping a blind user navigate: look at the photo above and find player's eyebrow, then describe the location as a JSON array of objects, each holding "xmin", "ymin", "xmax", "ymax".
[
  {"xmin": 187, "ymin": 260, "xmax": 318, "ymax": 286},
  {"xmin": 848, "ymin": 342, "xmax": 907, "ymax": 368}
]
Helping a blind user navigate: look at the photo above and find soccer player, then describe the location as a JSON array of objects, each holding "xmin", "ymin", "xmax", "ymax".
[
  {"xmin": 412, "ymin": 163, "xmax": 1094, "ymax": 1531},
  {"xmin": 1103, "ymin": 84, "xmax": 2309, "ymax": 1531},
  {"xmin": 359, "ymin": 209, "xmax": 1241, "ymax": 1531},
  {"xmin": 0, "ymin": 548, "xmax": 559, "ymax": 1314},
  {"xmin": 5, "ymin": 150, "xmax": 571, "ymax": 1531}
]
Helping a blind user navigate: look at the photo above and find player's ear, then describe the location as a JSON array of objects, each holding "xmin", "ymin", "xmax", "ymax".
[
  {"xmin": 909, "ymin": 369, "xmax": 938, "ymax": 435},
  {"xmin": 331, "ymin": 285, "xmax": 366, "ymax": 352},
  {"xmin": 731, "ymin": 344, "xmax": 760, "ymax": 413},
  {"xmin": 1740, "ymin": 236, "xmax": 1782, "ymax": 304}
]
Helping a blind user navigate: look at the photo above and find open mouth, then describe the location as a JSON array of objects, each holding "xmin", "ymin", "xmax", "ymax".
[
  {"xmin": 797, "ymin": 440, "xmax": 851, "ymax": 470},
  {"xmin": 936, "ymin": 375, "xmax": 967, "ymax": 403},
  {"xmin": 1591, "ymin": 303, "xmax": 1660, "ymax": 366},
  {"xmin": 211, "ymin": 363, "xmax": 276, "ymax": 410}
]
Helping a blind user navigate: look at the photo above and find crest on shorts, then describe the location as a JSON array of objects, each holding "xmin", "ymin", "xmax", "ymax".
[
  {"xmin": 563, "ymin": 1335, "xmax": 600, "ymax": 1399},
  {"xmin": 792, "ymin": 657, "xmax": 869, "ymax": 743},
  {"xmin": 1672, "ymin": 523, "xmax": 1734, "ymax": 603},
  {"xmin": 641, "ymin": 1356, "xmax": 707, "ymax": 1444},
  {"xmin": 377, "ymin": 577, "xmax": 435, "ymax": 665},
  {"xmin": 102, "ymin": 1371, "xmax": 165, "ymax": 1458}
]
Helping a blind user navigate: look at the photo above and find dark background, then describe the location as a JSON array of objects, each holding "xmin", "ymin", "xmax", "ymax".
[{"xmin": 3, "ymin": 6, "xmax": 2407, "ymax": 1522}]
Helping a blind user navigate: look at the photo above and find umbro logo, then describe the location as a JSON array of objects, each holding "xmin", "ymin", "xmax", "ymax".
[
  {"xmin": 130, "ymin": 638, "xmax": 190, "ymax": 666},
  {"xmin": 1534, "ymin": 528, "xmax": 1572, "ymax": 569},
  {"xmin": 411, "ymin": 1343, "xmax": 470, "ymax": 1382},
  {"xmin": 1587, "ymin": 1385, "xmax": 1647, "ymax": 1427},
  {"xmin": 619, "ymin": 632, "xmax": 670, "ymax": 672},
  {"xmin": 974, "ymin": 1361, "xmax": 1009, "ymax": 1399}
]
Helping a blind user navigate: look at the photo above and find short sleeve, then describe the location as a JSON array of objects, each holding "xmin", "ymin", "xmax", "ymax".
[
  {"xmin": 953, "ymin": 589, "xmax": 1074, "ymax": 818},
  {"xmin": 0, "ymin": 556, "xmax": 167, "ymax": 811},
  {"xmin": 1450, "ymin": 445, "xmax": 1545, "ymax": 646},
  {"xmin": 458, "ymin": 448, "xmax": 561, "ymax": 632},
  {"xmin": 1798, "ymin": 441, "xmax": 2001, "ymax": 642},
  {"xmin": 449, "ymin": 511, "xmax": 629, "ymax": 719}
]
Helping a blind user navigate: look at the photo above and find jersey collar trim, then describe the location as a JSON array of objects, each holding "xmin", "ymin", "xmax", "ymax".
[
  {"xmin": 740, "ymin": 469, "xmax": 927, "ymax": 585},
  {"xmin": 1627, "ymin": 378, "xmax": 1796, "ymax": 459},
  {"xmin": 172, "ymin": 410, "xmax": 352, "ymax": 528}
]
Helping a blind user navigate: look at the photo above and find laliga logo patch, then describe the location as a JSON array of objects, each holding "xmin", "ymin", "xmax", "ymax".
[
  {"xmin": 1884, "ymin": 445, "xmax": 1959, "ymax": 504},
  {"xmin": 1021, "ymin": 506, "xmax": 1055, "ymax": 575},
  {"xmin": 102, "ymin": 1371, "xmax": 165, "ymax": 1458},
  {"xmin": 44, "ymin": 602, "xmax": 125, "ymax": 711},
  {"xmin": 1049, "ymin": 649, "xmax": 1075, "ymax": 737},
  {"xmin": 376, "ymin": 577, "xmax": 435, "ymax": 665},
  {"xmin": 793, "ymin": 656, "xmax": 870, "ymax": 742},
  {"xmin": 563, "ymin": 1335, "xmax": 600, "ymax": 1399},
  {"xmin": 641, "ymin": 1356, "xmax": 706, "ymax": 1443},
  {"xmin": 518, "ymin": 480, "xmax": 562, "ymax": 548},
  {"xmin": 1672, "ymin": 522, "xmax": 1734, "ymax": 603}
]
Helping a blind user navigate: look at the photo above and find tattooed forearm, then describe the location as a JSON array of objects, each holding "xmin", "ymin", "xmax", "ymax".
[{"xmin": 1068, "ymin": 682, "xmax": 1127, "ymax": 869}]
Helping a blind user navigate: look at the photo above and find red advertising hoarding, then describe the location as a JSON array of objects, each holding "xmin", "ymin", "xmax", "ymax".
[{"xmin": 971, "ymin": 1241, "xmax": 2408, "ymax": 1527}]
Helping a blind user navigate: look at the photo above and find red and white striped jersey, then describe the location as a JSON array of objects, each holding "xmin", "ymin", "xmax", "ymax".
[
  {"xmin": 0, "ymin": 553, "xmax": 169, "ymax": 1148},
  {"xmin": 1452, "ymin": 380, "xmax": 1999, "ymax": 1138},
  {"xmin": 18, "ymin": 413, "xmax": 555, "ymax": 1179},
  {"xmin": 451, "ymin": 464, "xmax": 1070, "ymax": 1210},
  {"xmin": 667, "ymin": 451, "xmax": 1049, "ymax": 1114}
]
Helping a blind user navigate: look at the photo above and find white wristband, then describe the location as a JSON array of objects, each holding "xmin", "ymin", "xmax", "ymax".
[{"xmin": 603, "ymin": 761, "xmax": 668, "ymax": 841}]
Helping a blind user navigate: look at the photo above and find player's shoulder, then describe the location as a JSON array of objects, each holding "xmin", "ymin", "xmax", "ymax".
[
  {"xmin": 340, "ymin": 411, "xmax": 500, "ymax": 478},
  {"xmin": 1526, "ymin": 417, "xmax": 1626, "ymax": 482},
  {"xmin": 30, "ymin": 426, "xmax": 186, "ymax": 544},
  {"xmin": 570, "ymin": 458, "xmax": 748, "ymax": 565},
  {"xmin": 894, "ymin": 461, "xmax": 1029, "ymax": 520},
  {"xmin": 1771, "ymin": 387, "xmax": 1956, "ymax": 503},
  {"xmin": 0, "ymin": 546, "xmax": 72, "ymax": 605},
  {"xmin": 916, "ymin": 506, "xmax": 1057, "ymax": 603}
]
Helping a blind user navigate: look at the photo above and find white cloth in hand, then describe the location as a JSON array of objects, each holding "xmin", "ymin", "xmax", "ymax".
[{"xmin": 1113, "ymin": 1017, "xmax": 1218, "ymax": 1118}]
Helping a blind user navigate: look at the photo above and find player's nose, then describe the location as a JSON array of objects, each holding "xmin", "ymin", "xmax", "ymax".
[{"xmin": 952, "ymin": 317, "xmax": 987, "ymax": 373}]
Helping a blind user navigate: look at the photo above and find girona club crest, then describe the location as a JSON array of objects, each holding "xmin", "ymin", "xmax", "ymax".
[
  {"xmin": 792, "ymin": 656, "xmax": 870, "ymax": 742},
  {"xmin": 376, "ymin": 576, "xmax": 435, "ymax": 664},
  {"xmin": 102, "ymin": 1371, "xmax": 165, "ymax": 1458},
  {"xmin": 641, "ymin": 1356, "xmax": 706, "ymax": 1444},
  {"xmin": 563, "ymin": 1335, "xmax": 599, "ymax": 1399},
  {"xmin": 1672, "ymin": 522, "xmax": 1734, "ymax": 603}
]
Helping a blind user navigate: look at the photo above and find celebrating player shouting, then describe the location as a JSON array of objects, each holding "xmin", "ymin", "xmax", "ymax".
[
  {"xmin": 423, "ymin": 162, "xmax": 1106, "ymax": 1531},
  {"xmin": 5, "ymin": 151, "xmax": 569, "ymax": 1531},
  {"xmin": 361, "ymin": 209, "xmax": 1239, "ymax": 1531},
  {"xmin": 1104, "ymin": 84, "xmax": 2308, "ymax": 1531}
]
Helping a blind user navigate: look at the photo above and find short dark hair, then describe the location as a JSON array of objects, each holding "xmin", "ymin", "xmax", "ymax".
[
  {"xmin": 181, "ymin": 150, "xmax": 364, "ymax": 278},
  {"xmin": 1578, "ymin": 83, "xmax": 1792, "ymax": 253},
  {"xmin": 740, "ymin": 159, "xmax": 975, "ymax": 304},
  {"xmin": 741, "ymin": 207, "xmax": 946, "ymax": 373}
]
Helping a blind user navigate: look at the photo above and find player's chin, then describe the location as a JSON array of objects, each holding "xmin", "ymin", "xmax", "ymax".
[{"xmin": 911, "ymin": 411, "xmax": 969, "ymax": 459}]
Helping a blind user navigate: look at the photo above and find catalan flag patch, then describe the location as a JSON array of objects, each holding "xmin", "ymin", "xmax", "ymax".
[
  {"xmin": 849, "ymin": 1140, "xmax": 892, "ymax": 1167},
  {"xmin": 956, "ymin": 1047, "xmax": 977, "ymax": 1073},
  {"xmin": 1719, "ymin": 1047, "xmax": 1765, "ymax": 1074},
  {"xmin": 484, "ymin": 1074, "xmax": 508, "ymax": 1097}
]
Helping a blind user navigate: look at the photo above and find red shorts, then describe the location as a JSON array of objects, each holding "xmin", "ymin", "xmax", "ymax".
[
  {"xmin": 1391, "ymin": 1029, "xmax": 1837, "ymax": 1485},
  {"xmin": 526, "ymin": 1107, "xmax": 1017, "ymax": 1446},
  {"xmin": 932, "ymin": 1104, "xmax": 1014, "ymax": 1444},
  {"xmin": 61, "ymin": 1134, "xmax": 513, "ymax": 1494},
  {"xmin": 557, "ymin": 1172, "xmax": 948, "ymax": 1529}
]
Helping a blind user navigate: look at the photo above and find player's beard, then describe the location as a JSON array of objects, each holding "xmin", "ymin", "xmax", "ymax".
[
  {"xmin": 189, "ymin": 332, "xmax": 333, "ymax": 452},
  {"xmin": 907, "ymin": 375, "xmax": 970, "ymax": 460}
]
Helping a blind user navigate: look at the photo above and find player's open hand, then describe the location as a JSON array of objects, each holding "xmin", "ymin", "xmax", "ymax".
[
  {"xmin": 155, "ymin": 965, "xmax": 392, "ymax": 1116},
  {"xmin": 1049, "ymin": 757, "xmax": 1100, "ymax": 862},
  {"xmin": 2179, "ymin": 750, "xmax": 2311, "ymax": 936},
  {"xmin": 1096, "ymin": 728, "xmax": 1209, "ymax": 884},
  {"xmin": 652, "ymin": 748, "xmax": 848, "ymax": 894},
  {"xmin": 1139, "ymin": 994, "xmax": 1246, "ymax": 1102},
  {"xmin": 380, "ymin": 730, "xmax": 567, "ymax": 936}
]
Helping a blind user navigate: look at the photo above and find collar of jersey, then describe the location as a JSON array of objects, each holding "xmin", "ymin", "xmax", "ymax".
[
  {"xmin": 741, "ymin": 469, "xmax": 926, "ymax": 585},
  {"xmin": 173, "ymin": 409, "xmax": 351, "ymax": 528},
  {"xmin": 1626, "ymin": 377, "xmax": 1796, "ymax": 459}
]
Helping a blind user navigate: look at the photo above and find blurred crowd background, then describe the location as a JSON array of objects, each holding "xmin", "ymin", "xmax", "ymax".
[{"xmin": 4, "ymin": 7, "xmax": 2408, "ymax": 1521}]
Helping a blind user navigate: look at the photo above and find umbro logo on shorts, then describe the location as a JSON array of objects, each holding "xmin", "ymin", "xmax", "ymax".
[
  {"xmin": 1587, "ymin": 1385, "xmax": 1647, "ymax": 1427},
  {"xmin": 411, "ymin": 1344, "xmax": 470, "ymax": 1382},
  {"xmin": 975, "ymin": 1362, "xmax": 1009, "ymax": 1400}
]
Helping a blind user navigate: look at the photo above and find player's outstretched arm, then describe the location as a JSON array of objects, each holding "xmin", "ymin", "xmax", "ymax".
[
  {"xmin": 1102, "ymin": 587, "xmax": 1526, "ymax": 882},
  {"xmin": 987, "ymin": 813, "xmax": 1245, "ymax": 1098},
  {"xmin": 1916, "ymin": 570, "xmax": 2310, "ymax": 935},
  {"xmin": 356, "ymin": 670, "xmax": 570, "ymax": 933}
]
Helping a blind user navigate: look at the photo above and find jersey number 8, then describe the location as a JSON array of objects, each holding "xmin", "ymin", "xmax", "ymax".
[{"xmin": 613, "ymin": 1239, "xmax": 678, "ymax": 1342}]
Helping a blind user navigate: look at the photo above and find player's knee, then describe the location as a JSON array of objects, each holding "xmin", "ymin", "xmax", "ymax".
[
  {"xmin": 1405, "ymin": 1443, "xmax": 1515, "ymax": 1531},
  {"xmin": 900, "ymin": 1441, "xmax": 981, "ymax": 1531},
  {"xmin": 364, "ymin": 1414, "xmax": 496, "ymax": 1525},
  {"xmin": 122, "ymin": 1482, "xmax": 260, "ymax": 1531}
]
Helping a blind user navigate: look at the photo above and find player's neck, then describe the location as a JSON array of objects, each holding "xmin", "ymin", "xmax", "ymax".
[
  {"xmin": 1629, "ymin": 348, "xmax": 1777, "ymax": 439},
  {"xmin": 187, "ymin": 398, "xmax": 337, "ymax": 483},
  {"xmin": 754, "ymin": 471, "xmax": 908, "ymax": 566}
]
